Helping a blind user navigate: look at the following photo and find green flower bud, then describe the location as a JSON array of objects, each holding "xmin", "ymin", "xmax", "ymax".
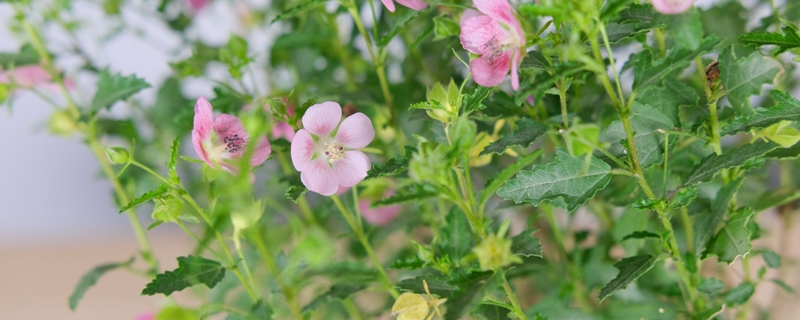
[
  {"xmin": 104, "ymin": 146, "xmax": 130, "ymax": 164},
  {"xmin": 48, "ymin": 110, "xmax": 78, "ymax": 137},
  {"xmin": 472, "ymin": 234, "xmax": 523, "ymax": 271}
]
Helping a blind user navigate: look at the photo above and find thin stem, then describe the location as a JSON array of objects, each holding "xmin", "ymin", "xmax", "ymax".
[
  {"xmin": 557, "ymin": 80, "xmax": 569, "ymax": 128},
  {"xmin": 542, "ymin": 204, "xmax": 593, "ymax": 312},
  {"xmin": 277, "ymin": 153, "xmax": 319, "ymax": 226},
  {"xmin": 695, "ymin": 57, "xmax": 722, "ymax": 155},
  {"xmin": 176, "ymin": 220, "xmax": 224, "ymax": 259},
  {"xmin": 251, "ymin": 229, "xmax": 303, "ymax": 319},
  {"xmin": 654, "ymin": 28, "xmax": 667, "ymax": 58},
  {"xmin": 663, "ymin": 132, "xmax": 669, "ymax": 199},
  {"xmin": 598, "ymin": 21, "xmax": 626, "ymax": 103},
  {"xmin": 680, "ymin": 207, "xmax": 694, "ymax": 254},
  {"xmin": 500, "ymin": 273, "xmax": 528, "ymax": 320},
  {"xmin": 331, "ymin": 195, "xmax": 399, "ymax": 298},
  {"xmin": 589, "ymin": 34, "xmax": 622, "ymax": 110}
]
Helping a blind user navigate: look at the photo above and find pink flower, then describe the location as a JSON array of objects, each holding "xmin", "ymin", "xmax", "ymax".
[
  {"xmin": 187, "ymin": 0, "xmax": 209, "ymax": 13},
  {"xmin": 380, "ymin": 0, "xmax": 427, "ymax": 12},
  {"xmin": 0, "ymin": 65, "xmax": 53, "ymax": 87},
  {"xmin": 290, "ymin": 102, "xmax": 375, "ymax": 196},
  {"xmin": 133, "ymin": 312, "xmax": 155, "ymax": 320},
  {"xmin": 359, "ymin": 190, "xmax": 401, "ymax": 225},
  {"xmin": 651, "ymin": 0, "xmax": 693, "ymax": 15},
  {"xmin": 459, "ymin": 0, "xmax": 525, "ymax": 90},
  {"xmin": 272, "ymin": 122, "xmax": 296, "ymax": 142},
  {"xmin": 192, "ymin": 97, "xmax": 272, "ymax": 173}
]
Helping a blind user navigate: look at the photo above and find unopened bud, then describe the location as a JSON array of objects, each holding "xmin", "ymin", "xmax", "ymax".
[
  {"xmin": 104, "ymin": 146, "xmax": 130, "ymax": 164},
  {"xmin": 48, "ymin": 110, "xmax": 78, "ymax": 137},
  {"xmin": 472, "ymin": 234, "xmax": 523, "ymax": 271}
]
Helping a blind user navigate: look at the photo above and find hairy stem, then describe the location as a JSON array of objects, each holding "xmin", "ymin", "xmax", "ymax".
[
  {"xmin": 695, "ymin": 57, "xmax": 722, "ymax": 155},
  {"xmin": 501, "ymin": 273, "xmax": 529, "ymax": 320}
]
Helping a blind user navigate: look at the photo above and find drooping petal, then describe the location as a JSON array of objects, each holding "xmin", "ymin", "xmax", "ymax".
[
  {"xmin": 335, "ymin": 113, "xmax": 375, "ymax": 149},
  {"xmin": 473, "ymin": 0, "xmax": 516, "ymax": 26},
  {"xmin": 192, "ymin": 97, "xmax": 214, "ymax": 147},
  {"xmin": 271, "ymin": 122, "xmax": 296, "ymax": 142},
  {"xmin": 460, "ymin": 16, "xmax": 506, "ymax": 55},
  {"xmin": 192, "ymin": 129, "xmax": 213, "ymax": 167},
  {"xmin": 302, "ymin": 101, "xmax": 342, "ymax": 137},
  {"xmin": 359, "ymin": 199, "xmax": 401, "ymax": 226},
  {"xmin": 291, "ymin": 129, "xmax": 317, "ymax": 171},
  {"xmin": 510, "ymin": 50, "xmax": 521, "ymax": 90},
  {"xmin": 651, "ymin": 0, "xmax": 693, "ymax": 15},
  {"xmin": 249, "ymin": 137, "xmax": 272, "ymax": 167},
  {"xmin": 395, "ymin": 0, "xmax": 428, "ymax": 11},
  {"xmin": 470, "ymin": 52, "xmax": 512, "ymax": 87},
  {"xmin": 332, "ymin": 151, "xmax": 371, "ymax": 188},
  {"xmin": 381, "ymin": 0, "xmax": 396, "ymax": 12},
  {"xmin": 301, "ymin": 159, "xmax": 340, "ymax": 196}
]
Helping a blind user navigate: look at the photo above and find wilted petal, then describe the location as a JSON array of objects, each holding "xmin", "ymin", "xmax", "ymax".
[
  {"xmin": 651, "ymin": 0, "xmax": 693, "ymax": 15},
  {"xmin": 473, "ymin": 0, "xmax": 516, "ymax": 26},
  {"xmin": 395, "ymin": 0, "xmax": 427, "ymax": 11},
  {"xmin": 333, "ymin": 151, "xmax": 371, "ymax": 188},
  {"xmin": 470, "ymin": 52, "xmax": 512, "ymax": 87},
  {"xmin": 460, "ymin": 16, "xmax": 505, "ymax": 55},
  {"xmin": 335, "ymin": 113, "xmax": 375, "ymax": 149},
  {"xmin": 249, "ymin": 138, "xmax": 272, "ymax": 167},
  {"xmin": 381, "ymin": 0, "xmax": 396, "ymax": 12},
  {"xmin": 303, "ymin": 101, "xmax": 342, "ymax": 136},
  {"xmin": 291, "ymin": 129, "xmax": 317, "ymax": 171},
  {"xmin": 301, "ymin": 159, "xmax": 339, "ymax": 196},
  {"xmin": 360, "ymin": 200, "xmax": 401, "ymax": 226}
]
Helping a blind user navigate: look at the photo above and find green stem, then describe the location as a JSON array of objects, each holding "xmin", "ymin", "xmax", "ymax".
[
  {"xmin": 542, "ymin": 204, "xmax": 593, "ymax": 312},
  {"xmin": 654, "ymin": 28, "xmax": 667, "ymax": 58},
  {"xmin": 598, "ymin": 21, "xmax": 626, "ymax": 103},
  {"xmin": 557, "ymin": 80, "xmax": 569, "ymax": 128},
  {"xmin": 695, "ymin": 57, "xmax": 722, "ymax": 155},
  {"xmin": 589, "ymin": 34, "xmax": 622, "ymax": 110},
  {"xmin": 331, "ymin": 195, "xmax": 399, "ymax": 297},
  {"xmin": 680, "ymin": 207, "xmax": 694, "ymax": 254},
  {"xmin": 500, "ymin": 273, "xmax": 529, "ymax": 320},
  {"xmin": 251, "ymin": 229, "xmax": 304, "ymax": 319},
  {"xmin": 277, "ymin": 153, "xmax": 319, "ymax": 227}
]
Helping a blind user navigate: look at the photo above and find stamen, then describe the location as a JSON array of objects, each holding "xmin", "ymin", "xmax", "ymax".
[
  {"xmin": 324, "ymin": 142, "xmax": 345, "ymax": 163},
  {"xmin": 222, "ymin": 133, "xmax": 247, "ymax": 153}
]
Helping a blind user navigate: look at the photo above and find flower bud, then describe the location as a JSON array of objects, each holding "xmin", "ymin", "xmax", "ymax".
[
  {"xmin": 48, "ymin": 110, "xmax": 78, "ymax": 137},
  {"xmin": 104, "ymin": 146, "xmax": 130, "ymax": 164},
  {"xmin": 472, "ymin": 234, "xmax": 523, "ymax": 271},
  {"xmin": 391, "ymin": 292, "xmax": 429, "ymax": 320}
]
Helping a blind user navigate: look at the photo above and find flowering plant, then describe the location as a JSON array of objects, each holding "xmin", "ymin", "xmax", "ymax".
[{"xmin": 4, "ymin": 0, "xmax": 800, "ymax": 319}]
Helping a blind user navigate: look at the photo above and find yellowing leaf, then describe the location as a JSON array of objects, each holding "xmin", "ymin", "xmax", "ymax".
[
  {"xmin": 392, "ymin": 292, "xmax": 430, "ymax": 320},
  {"xmin": 753, "ymin": 120, "xmax": 800, "ymax": 147}
]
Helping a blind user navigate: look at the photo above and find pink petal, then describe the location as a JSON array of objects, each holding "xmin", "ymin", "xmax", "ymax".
[
  {"xmin": 271, "ymin": 122, "xmax": 296, "ymax": 142},
  {"xmin": 249, "ymin": 137, "xmax": 272, "ymax": 167},
  {"xmin": 470, "ymin": 52, "xmax": 512, "ymax": 87},
  {"xmin": 192, "ymin": 130, "xmax": 213, "ymax": 167},
  {"xmin": 187, "ymin": 0, "xmax": 208, "ymax": 12},
  {"xmin": 395, "ymin": 0, "xmax": 427, "ymax": 11},
  {"xmin": 213, "ymin": 114, "xmax": 248, "ymax": 142},
  {"xmin": 302, "ymin": 101, "xmax": 342, "ymax": 137},
  {"xmin": 335, "ymin": 113, "xmax": 375, "ymax": 149},
  {"xmin": 460, "ymin": 16, "xmax": 506, "ymax": 55},
  {"xmin": 192, "ymin": 97, "xmax": 214, "ymax": 165},
  {"xmin": 460, "ymin": 9, "xmax": 483, "ymax": 24},
  {"xmin": 359, "ymin": 200, "xmax": 401, "ymax": 226},
  {"xmin": 651, "ymin": 0, "xmax": 693, "ymax": 15},
  {"xmin": 381, "ymin": 0, "xmax": 396, "ymax": 12},
  {"xmin": 511, "ymin": 50, "xmax": 521, "ymax": 90},
  {"xmin": 473, "ymin": 0, "xmax": 516, "ymax": 27},
  {"xmin": 133, "ymin": 312, "xmax": 156, "ymax": 320},
  {"xmin": 291, "ymin": 129, "xmax": 317, "ymax": 171},
  {"xmin": 0, "ymin": 65, "xmax": 53, "ymax": 87},
  {"xmin": 332, "ymin": 151, "xmax": 371, "ymax": 188},
  {"xmin": 301, "ymin": 159, "xmax": 340, "ymax": 196}
]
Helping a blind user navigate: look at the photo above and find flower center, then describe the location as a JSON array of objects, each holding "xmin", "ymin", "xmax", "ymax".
[
  {"xmin": 323, "ymin": 141, "xmax": 345, "ymax": 164},
  {"xmin": 223, "ymin": 133, "xmax": 246, "ymax": 154}
]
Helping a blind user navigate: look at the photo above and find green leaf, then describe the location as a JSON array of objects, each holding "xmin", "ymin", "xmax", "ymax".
[
  {"xmin": 510, "ymin": 230, "xmax": 543, "ymax": 257},
  {"xmin": 0, "ymin": 44, "xmax": 39, "ymax": 68},
  {"xmin": 668, "ymin": 8, "xmax": 703, "ymax": 51},
  {"xmin": 603, "ymin": 21, "xmax": 653, "ymax": 44},
  {"xmin": 152, "ymin": 195, "xmax": 184, "ymax": 223},
  {"xmin": 95, "ymin": 118, "xmax": 140, "ymax": 141},
  {"xmin": 600, "ymin": 103, "xmax": 675, "ymax": 168},
  {"xmin": 371, "ymin": 183, "xmax": 438, "ymax": 208},
  {"xmin": 302, "ymin": 283, "xmax": 366, "ymax": 312},
  {"xmin": 621, "ymin": 231, "xmax": 660, "ymax": 241},
  {"xmin": 636, "ymin": 78, "xmax": 699, "ymax": 125},
  {"xmin": 739, "ymin": 27, "xmax": 800, "ymax": 55},
  {"xmin": 692, "ymin": 305, "xmax": 723, "ymax": 320},
  {"xmin": 518, "ymin": 51, "xmax": 551, "ymax": 70},
  {"xmin": 271, "ymin": 0, "xmax": 327, "ymax": 23},
  {"xmin": 706, "ymin": 207, "xmax": 754, "ymax": 264},
  {"xmin": 724, "ymin": 282, "xmax": 755, "ymax": 306},
  {"xmin": 481, "ymin": 118, "xmax": 548, "ymax": 155},
  {"xmin": 379, "ymin": 10, "xmax": 422, "ymax": 47},
  {"xmin": 365, "ymin": 146, "xmax": 417, "ymax": 180},
  {"xmin": 694, "ymin": 176, "xmax": 744, "ymax": 255},
  {"xmin": 433, "ymin": 16, "xmax": 460, "ymax": 41},
  {"xmin": 698, "ymin": 277, "xmax": 725, "ymax": 295},
  {"xmin": 765, "ymin": 140, "xmax": 800, "ymax": 159},
  {"xmin": 438, "ymin": 207, "xmax": 473, "ymax": 264},
  {"xmin": 498, "ymin": 149, "xmax": 612, "ymax": 212},
  {"xmin": 721, "ymin": 91, "xmax": 800, "ymax": 135},
  {"xmin": 670, "ymin": 187, "xmax": 698, "ymax": 209},
  {"xmin": 632, "ymin": 36, "xmax": 721, "ymax": 90},
  {"xmin": 719, "ymin": 47, "xmax": 783, "ymax": 110},
  {"xmin": 631, "ymin": 198, "xmax": 662, "ymax": 210},
  {"xmin": 770, "ymin": 279, "xmax": 794, "ymax": 294},
  {"xmin": 141, "ymin": 256, "xmax": 226, "ymax": 296},
  {"xmin": 443, "ymin": 272, "xmax": 498, "ymax": 320},
  {"xmin": 168, "ymin": 137, "xmax": 181, "ymax": 184},
  {"xmin": 90, "ymin": 69, "xmax": 151, "ymax": 113},
  {"xmin": 286, "ymin": 185, "xmax": 307, "ymax": 203},
  {"xmin": 682, "ymin": 140, "xmax": 781, "ymax": 186},
  {"xmin": 598, "ymin": 255, "xmax": 657, "ymax": 302},
  {"xmin": 600, "ymin": 0, "xmax": 633, "ymax": 22},
  {"xmin": 462, "ymin": 86, "xmax": 494, "ymax": 114},
  {"xmin": 480, "ymin": 149, "xmax": 542, "ymax": 205},
  {"xmin": 615, "ymin": 3, "xmax": 654, "ymax": 24},
  {"xmin": 69, "ymin": 257, "xmax": 134, "ymax": 310},
  {"xmin": 395, "ymin": 276, "xmax": 461, "ymax": 296},
  {"xmin": 761, "ymin": 250, "xmax": 781, "ymax": 268},
  {"xmin": 119, "ymin": 184, "xmax": 170, "ymax": 213}
]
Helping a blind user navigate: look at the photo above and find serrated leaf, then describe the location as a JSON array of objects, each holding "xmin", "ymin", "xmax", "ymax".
[
  {"xmin": 698, "ymin": 277, "xmax": 725, "ymax": 295},
  {"xmin": 141, "ymin": 256, "xmax": 226, "ymax": 296},
  {"xmin": 90, "ymin": 69, "xmax": 151, "ymax": 112},
  {"xmin": 616, "ymin": 3, "xmax": 654, "ymax": 24},
  {"xmin": 119, "ymin": 184, "xmax": 170, "ymax": 213},
  {"xmin": 443, "ymin": 272, "xmax": 498, "ymax": 320},
  {"xmin": 0, "ymin": 44, "xmax": 39, "ymax": 68},
  {"xmin": 286, "ymin": 185, "xmax": 307, "ymax": 203},
  {"xmin": 481, "ymin": 118, "xmax": 547, "ymax": 155},
  {"xmin": 632, "ymin": 37, "xmax": 721, "ymax": 90},
  {"xmin": 168, "ymin": 137, "xmax": 180, "ymax": 184},
  {"xmin": 668, "ymin": 8, "xmax": 703, "ymax": 51},
  {"xmin": 389, "ymin": 256, "xmax": 426, "ymax": 270},
  {"xmin": 271, "ymin": 0, "xmax": 327, "ymax": 23},
  {"xmin": 694, "ymin": 177, "xmax": 744, "ymax": 255},
  {"xmin": 621, "ymin": 231, "xmax": 660, "ymax": 241},
  {"xmin": 371, "ymin": 183, "xmax": 438, "ymax": 208},
  {"xmin": 637, "ymin": 78, "xmax": 699, "ymax": 125},
  {"xmin": 600, "ymin": 0, "xmax": 633, "ymax": 22},
  {"xmin": 439, "ymin": 207, "xmax": 473, "ymax": 264},
  {"xmin": 719, "ymin": 47, "xmax": 783, "ymax": 110},
  {"xmin": 462, "ymin": 86, "xmax": 493, "ymax": 114},
  {"xmin": 724, "ymin": 282, "xmax": 755, "ymax": 306},
  {"xmin": 670, "ymin": 187, "xmax": 698, "ymax": 209},
  {"xmin": 365, "ymin": 146, "xmax": 417, "ymax": 180},
  {"xmin": 739, "ymin": 27, "xmax": 800, "ymax": 54},
  {"xmin": 761, "ymin": 250, "xmax": 781, "ymax": 268},
  {"xmin": 480, "ymin": 149, "xmax": 542, "ymax": 205},
  {"xmin": 519, "ymin": 51, "xmax": 551, "ymax": 70},
  {"xmin": 433, "ymin": 16, "xmax": 460, "ymax": 41},
  {"xmin": 603, "ymin": 21, "xmax": 653, "ymax": 44},
  {"xmin": 707, "ymin": 207, "xmax": 754, "ymax": 264},
  {"xmin": 69, "ymin": 257, "xmax": 134, "ymax": 310},
  {"xmin": 498, "ymin": 149, "xmax": 611, "ymax": 212},
  {"xmin": 510, "ymin": 230, "xmax": 543, "ymax": 257},
  {"xmin": 682, "ymin": 140, "xmax": 780, "ymax": 186},
  {"xmin": 722, "ymin": 91, "xmax": 800, "ymax": 135},
  {"xmin": 379, "ymin": 10, "xmax": 422, "ymax": 47},
  {"xmin": 631, "ymin": 198, "xmax": 662, "ymax": 209},
  {"xmin": 395, "ymin": 276, "xmax": 461, "ymax": 296},
  {"xmin": 598, "ymin": 255, "xmax": 657, "ymax": 301},
  {"xmin": 600, "ymin": 103, "xmax": 675, "ymax": 168},
  {"xmin": 302, "ymin": 283, "xmax": 366, "ymax": 312}
]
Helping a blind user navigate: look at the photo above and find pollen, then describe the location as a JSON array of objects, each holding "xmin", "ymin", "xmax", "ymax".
[
  {"xmin": 324, "ymin": 142, "xmax": 345, "ymax": 163},
  {"xmin": 222, "ymin": 133, "xmax": 246, "ymax": 153}
]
